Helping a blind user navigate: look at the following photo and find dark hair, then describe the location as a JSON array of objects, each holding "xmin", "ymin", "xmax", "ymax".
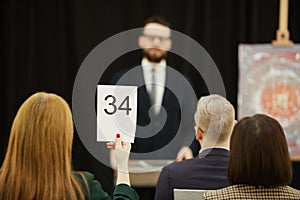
[
  {"xmin": 228, "ymin": 114, "xmax": 292, "ymax": 186},
  {"xmin": 143, "ymin": 15, "xmax": 171, "ymax": 29}
]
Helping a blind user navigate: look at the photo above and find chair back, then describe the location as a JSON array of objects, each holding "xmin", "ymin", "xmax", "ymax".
[{"xmin": 173, "ymin": 189, "xmax": 210, "ymax": 200}]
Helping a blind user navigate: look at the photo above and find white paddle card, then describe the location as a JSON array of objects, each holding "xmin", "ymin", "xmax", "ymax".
[{"xmin": 97, "ymin": 85, "xmax": 137, "ymax": 143}]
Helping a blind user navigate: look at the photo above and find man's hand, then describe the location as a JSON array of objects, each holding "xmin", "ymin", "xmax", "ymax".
[{"xmin": 176, "ymin": 146, "xmax": 193, "ymax": 162}]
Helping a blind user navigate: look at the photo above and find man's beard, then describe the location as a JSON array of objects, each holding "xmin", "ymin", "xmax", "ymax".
[{"xmin": 142, "ymin": 49, "xmax": 168, "ymax": 63}]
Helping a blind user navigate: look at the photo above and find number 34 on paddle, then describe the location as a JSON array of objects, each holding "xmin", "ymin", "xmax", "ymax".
[{"xmin": 97, "ymin": 85, "xmax": 137, "ymax": 143}]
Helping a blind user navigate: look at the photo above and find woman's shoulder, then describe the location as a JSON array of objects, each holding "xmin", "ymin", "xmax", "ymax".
[
  {"xmin": 74, "ymin": 171, "xmax": 139, "ymax": 200},
  {"xmin": 203, "ymin": 185, "xmax": 258, "ymax": 199},
  {"xmin": 74, "ymin": 171, "xmax": 98, "ymax": 189},
  {"xmin": 74, "ymin": 171, "xmax": 94, "ymax": 181},
  {"xmin": 74, "ymin": 171, "xmax": 111, "ymax": 200},
  {"xmin": 279, "ymin": 186, "xmax": 300, "ymax": 197},
  {"xmin": 203, "ymin": 185, "xmax": 238, "ymax": 199},
  {"xmin": 204, "ymin": 185, "xmax": 300, "ymax": 200}
]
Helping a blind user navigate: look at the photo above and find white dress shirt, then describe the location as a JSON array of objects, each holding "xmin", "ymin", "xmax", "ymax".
[
  {"xmin": 199, "ymin": 146, "xmax": 230, "ymax": 155},
  {"xmin": 142, "ymin": 58, "xmax": 166, "ymax": 114}
]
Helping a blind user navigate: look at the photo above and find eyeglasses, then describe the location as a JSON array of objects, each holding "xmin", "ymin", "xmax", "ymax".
[{"xmin": 142, "ymin": 34, "xmax": 170, "ymax": 43}]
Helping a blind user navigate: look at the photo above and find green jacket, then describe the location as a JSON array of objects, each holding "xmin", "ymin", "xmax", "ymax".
[{"xmin": 74, "ymin": 171, "xmax": 139, "ymax": 200}]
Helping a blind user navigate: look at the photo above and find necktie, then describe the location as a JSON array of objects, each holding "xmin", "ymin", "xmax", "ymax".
[{"xmin": 151, "ymin": 67, "xmax": 156, "ymax": 105}]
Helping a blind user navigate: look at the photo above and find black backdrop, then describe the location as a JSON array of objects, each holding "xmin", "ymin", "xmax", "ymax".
[{"xmin": 1, "ymin": 0, "xmax": 300, "ymax": 195}]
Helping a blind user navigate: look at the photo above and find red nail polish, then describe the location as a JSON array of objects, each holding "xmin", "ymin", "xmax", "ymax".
[{"xmin": 116, "ymin": 133, "xmax": 120, "ymax": 138}]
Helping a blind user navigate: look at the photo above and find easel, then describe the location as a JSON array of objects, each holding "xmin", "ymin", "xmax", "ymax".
[
  {"xmin": 271, "ymin": 0, "xmax": 300, "ymax": 161},
  {"xmin": 272, "ymin": 0, "xmax": 293, "ymax": 46}
]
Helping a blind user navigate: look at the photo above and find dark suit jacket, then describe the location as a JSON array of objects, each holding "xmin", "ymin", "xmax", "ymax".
[
  {"xmin": 114, "ymin": 65, "xmax": 199, "ymax": 159},
  {"xmin": 203, "ymin": 184, "xmax": 300, "ymax": 200},
  {"xmin": 155, "ymin": 148, "xmax": 229, "ymax": 200}
]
